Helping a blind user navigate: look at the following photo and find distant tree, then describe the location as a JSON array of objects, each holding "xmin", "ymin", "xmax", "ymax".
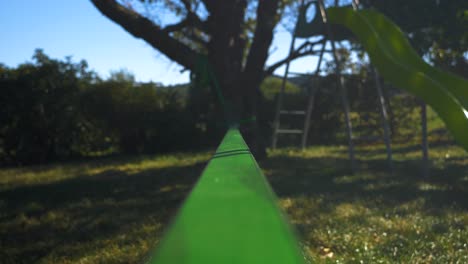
[
  {"xmin": 90, "ymin": 0, "xmax": 467, "ymax": 157},
  {"xmin": 360, "ymin": 0, "xmax": 468, "ymax": 74},
  {"xmin": 260, "ymin": 76, "xmax": 301, "ymax": 100},
  {"xmin": 0, "ymin": 49, "xmax": 92, "ymax": 165},
  {"xmin": 90, "ymin": 0, "xmax": 333, "ymax": 158},
  {"xmin": 81, "ymin": 70, "xmax": 199, "ymax": 154},
  {"xmin": 0, "ymin": 49, "xmax": 209, "ymax": 165}
]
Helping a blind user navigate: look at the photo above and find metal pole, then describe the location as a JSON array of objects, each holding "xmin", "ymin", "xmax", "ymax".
[
  {"xmin": 272, "ymin": 0, "xmax": 305, "ymax": 149},
  {"xmin": 352, "ymin": 0, "xmax": 391, "ymax": 171},
  {"xmin": 301, "ymin": 40, "xmax": 326, "ymax": 149},
  {"xmin": 372, "ymin": 67, "xmax": 393, "ymax": 171},
  {"xmin": 421, "ymin": 101, "xmax": 429, "ymax": 177},
  {"xmin": 318, "ymin": 0, "xmax": 356, "ymax": 172}
]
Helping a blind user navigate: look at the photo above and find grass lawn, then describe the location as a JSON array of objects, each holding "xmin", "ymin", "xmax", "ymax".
[{"xmin": 0, "ymin": 141, "xmax": 467, "ymax": 263}]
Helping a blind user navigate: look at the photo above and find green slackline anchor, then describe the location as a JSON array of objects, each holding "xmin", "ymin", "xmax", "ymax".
[{"xmin": 192, "ymin": 55, "xmax": 256, "ymax": 129}]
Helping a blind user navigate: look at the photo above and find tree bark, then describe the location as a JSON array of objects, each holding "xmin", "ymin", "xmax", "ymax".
[
  {"xmin": 90, "ymin": 0, "xmax": 199, "ymax": 70},
  {"xmin": 240, "ymin": 0, "xmax": 280, "ymax": 159},
  {"xmin": 206, "ymin": 0, "xmax": 247, "ymax": 124},
  {"xmin": 91, "ymin": 0, "xmax": 283, "ymax": 159}
]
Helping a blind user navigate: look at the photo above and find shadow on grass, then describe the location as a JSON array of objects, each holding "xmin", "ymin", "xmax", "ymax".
[
  {"xmin": 0, "ymin": 161, "xmax": 206, "ymax": 263},
  {"xmin": 260, "ymin": 147, "xmax": 467, "ymax": 262},
  {"xmin": 262, "ymin": 153, "xmax": 468, "ymax": 211},
  {"xmin": 0, "ymin": 143, "xmax": 466, "ymax": 263}
]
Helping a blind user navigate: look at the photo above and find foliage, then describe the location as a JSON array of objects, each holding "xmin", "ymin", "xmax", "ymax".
[
  {"xmin": 1, "ymin": 49, "xmax": 457, "ymax": 165},
  {"xmin": 360, "ymin": 0, "xmax": 468, "ymax": 74},
  {"xmin": 83, "ymin": 74, "xmax": 199, "ymax": 154},
  {"xmin": 260, "ymin": 76, "xmax": 301, "ymax": 100},
  {"xmin": 0, "ymin": 49, "xmax": 91, "ymax": 165},
  {"xmin": 0, "ymin": 50, "xmax": 201, "ymax": 166},
  {"xmin": 259, "ymin": 71, "xmax": 429, "ymax": 147},
  {"xmin": 90, "ymin": 0, "xmax": 468, "ymax": 157}
]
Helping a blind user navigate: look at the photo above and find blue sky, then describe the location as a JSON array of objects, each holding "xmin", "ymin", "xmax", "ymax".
[{"xmin": 0, "ymin": 0, "xmax": 319, "ymax": 85}]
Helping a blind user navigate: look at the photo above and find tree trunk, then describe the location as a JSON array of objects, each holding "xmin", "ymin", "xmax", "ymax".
[
  {"xmin": 206, "ymin": 0, "xmax": 277, "ymax": 160},
  {"xmin": 91, "ymin": 0, "xmax": 281, "ymax": 159},
  {"xmin": 206, "ymin": 1, "xmax": 247, "ymax": 115}
]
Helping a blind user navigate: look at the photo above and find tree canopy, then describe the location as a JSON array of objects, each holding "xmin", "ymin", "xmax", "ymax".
[{"xmin": 89, "ymin": 0, "xmax": 467, "ymax": 156}]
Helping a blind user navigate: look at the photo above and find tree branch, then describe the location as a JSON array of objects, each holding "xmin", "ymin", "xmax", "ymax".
[
  {"xmin": 242, "ymin": 0, "xmax": 281, "ymax": 88},
  {"xmin": 91, "ymin": 0, "xmax": 199, "ymax": 70},
  {"xmin": 180, "ymin": 0, "xmax": 191, "ymax": 11},
  {"xmin": 187, "ymin": 11, "xmax": 208, "ymax": 32},
  {"xmin": 180, "ymin": 0, "xmax": 208, "ymax": 31},
  {"xmin": 265, "ymin": 39, "xmax": 326, "ymax": 76},
  {"xmin": 201, "ymin": 0, "xmax": 217, "ymax": 14},
  {"xmin": 162, "ymin": 17, "xmax": 207, "ymax": 36},
  {"xmin": 162, "ymin": 20, "xmax": 190, "ymax": 33},
  {"xmin": 266, "ymin": 51, "xmax": 319, "ymax": 76}
]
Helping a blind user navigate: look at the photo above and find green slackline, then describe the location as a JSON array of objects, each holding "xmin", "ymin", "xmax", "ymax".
[
  {"xmin": 194, "ymin": 55, "xmax": 227, "ymax": 113},
  {"xmin": 148, "ymin": 128, "xmax": 306, "ymax": 264},
  {"xmin": 148, "ymin": 6, "xmax": 468, "ymax": 264}
]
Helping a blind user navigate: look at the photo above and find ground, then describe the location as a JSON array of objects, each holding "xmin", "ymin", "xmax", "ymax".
[
  {"xmin": 267, "ymin": 143, "xmax": 467, "ymax": 263},
  {"xmin": 1, "ymin": 138, "xmax": 467, "ymax": 263}
]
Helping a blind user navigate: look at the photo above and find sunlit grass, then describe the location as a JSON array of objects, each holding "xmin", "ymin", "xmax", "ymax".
[
  {"xmin": 265, "ymin": 142, "xmax": 468, "ymax": 263},
  {"xmin": 0, "ymin": 152, "xmax": 211, "ymax": 263},
  {"xmin": 0, "ymin": 152, "xmax": 212, "ymax": 190}
]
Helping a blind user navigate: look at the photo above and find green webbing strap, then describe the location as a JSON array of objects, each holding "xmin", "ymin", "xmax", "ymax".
[
  {"xmin": 194, "ymin": 55, "xmax": 227, "ymax": 112},
  {"xmin": 193, "ymin": 55, "xmax": 256, "ymax": 128},
  {"xmin": 149, "ymin": 128, "xmax": 305, "ymax": 264}
]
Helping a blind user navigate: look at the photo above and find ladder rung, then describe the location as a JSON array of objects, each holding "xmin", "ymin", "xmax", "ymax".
[
  {"xmin": 277, "ymin": 129, "xmax": 303, "ymax": 134},
  {"xmin": 280, "ymin": 110, "xmax": 306, "ymax": 115}
]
